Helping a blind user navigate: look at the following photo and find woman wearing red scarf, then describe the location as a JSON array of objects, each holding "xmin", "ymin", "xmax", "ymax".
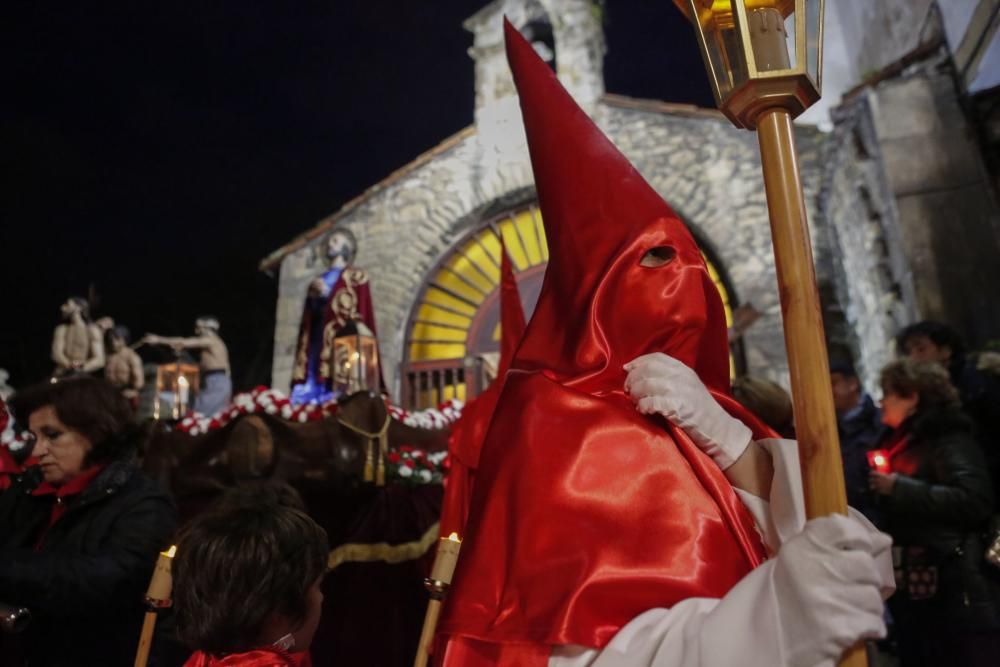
[
  {"xmin": 0, "ymin": 377, "xmax": 176, "ymax": 666},
  {"xmin": 431, "ymin": 21, "xmax": 894, "ymax": 667},
  {"xmin": 869, "ymin": 358, "xmax": 1000, "ymax": 666},
  {"xmin": 173, "ymin": 493, "xmax": 328, "ymax": 667}
]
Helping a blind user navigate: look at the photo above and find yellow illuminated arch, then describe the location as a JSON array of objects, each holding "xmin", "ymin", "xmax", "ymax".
[{"xmin": 405, "ymin": 206, "xmax": 736, "ymax": 403}]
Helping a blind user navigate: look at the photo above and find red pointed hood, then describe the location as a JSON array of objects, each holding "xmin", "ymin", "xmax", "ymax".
[
  {"xmin": 505, "ymin": 19, "xmax": 731, "ymax": 396},
  {"xmin": 497, "ymin": 240, "xmax": 527, "ymax": 378}
]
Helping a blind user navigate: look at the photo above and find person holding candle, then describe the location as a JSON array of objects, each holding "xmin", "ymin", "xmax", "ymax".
[
  {"xmin": 0, "ymin": 376, "xmax": 177, "ymax": 666},
  {"xmin": 868, "ymin": 358, "xmax": 1000, "ymax": 666},
  {"xmin": 433, "ymin": 22, "xmax": 893, "ymax": 667},
  {"xmin": 172, "ymin": 491, "xmax": 328, "ymax": 666}
]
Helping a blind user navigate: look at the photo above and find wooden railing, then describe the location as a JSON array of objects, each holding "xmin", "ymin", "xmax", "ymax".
[{"xmin": 399, "ymin": 358, "xmax": 492, "ymax": 411}]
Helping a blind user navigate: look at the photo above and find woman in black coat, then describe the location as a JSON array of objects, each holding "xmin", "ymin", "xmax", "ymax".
[
  {"xmin": 0, "ymin": 377, "xmax": 177, "ymax": 666},
  {"xmin": 869, "ymin": 358, "xmax": 1000, "ymax": 666}
]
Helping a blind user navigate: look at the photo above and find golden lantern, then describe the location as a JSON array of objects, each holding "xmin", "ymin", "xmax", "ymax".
[
  {"xmin": 332, "ymin": 321, "xmax": 380, "ymax": 396},
  {"xmin": 673, "ymin": 0, "xmax": 823, "ymax": 129}
]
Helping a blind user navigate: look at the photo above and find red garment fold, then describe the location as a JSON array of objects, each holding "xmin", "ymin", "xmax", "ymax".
[
  {"xmin": 435, "ymin": 20, "xmax": 776, "ymax": 663},
  {"xmin": 438, "ymin": 373, "xmax": 768, "ymax": 649},
  {"xmin": 183, "ymin": 648, "xmax": 310, "ymax": 667},
  {"xmin": 440, "ymin": 241, "xmax": 527, "ymax": 538}
]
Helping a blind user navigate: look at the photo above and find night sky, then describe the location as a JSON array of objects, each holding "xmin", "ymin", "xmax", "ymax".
[{"xmin": 1, "ymin": 1, "xmax": 713, "ymax": 391}]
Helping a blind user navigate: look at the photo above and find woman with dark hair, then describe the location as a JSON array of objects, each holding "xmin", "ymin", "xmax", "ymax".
[
  {"xmin": 0, "ymin": 376, "xmax": 176, "ymax": 666},
  {"xmin": 869, "ymin": 358, "xmax": 1000, "ymax": 665},
  {"xmin": 173, "ymin": 492, "xmax": 328, "ymax": 666},
  {"xmin": 896, "ymin": 320, "xmax": 1000, "ymax": 501}
]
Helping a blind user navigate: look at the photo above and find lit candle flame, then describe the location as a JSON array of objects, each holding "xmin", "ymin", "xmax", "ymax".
[
  {"xmin": 447, "ymin": 532, "xmax": 461, "ymax": 543},
  {"xmin": 163, "ymin": 545, "xmax": 177, "ymax": 558},
  {"xmin": 177, "ymin": 376, "xmax": 189, "ymax": 388}
]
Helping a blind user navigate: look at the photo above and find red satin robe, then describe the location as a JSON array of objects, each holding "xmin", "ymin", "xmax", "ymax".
[{"xmin": 183, "ymin": 648, "xmax": 311, "ymax": 667}]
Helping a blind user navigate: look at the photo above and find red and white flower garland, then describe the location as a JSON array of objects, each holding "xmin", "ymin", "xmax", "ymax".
[{"xmin": 173, "ymin": 388, "xmax": 462, "ymax": 484}]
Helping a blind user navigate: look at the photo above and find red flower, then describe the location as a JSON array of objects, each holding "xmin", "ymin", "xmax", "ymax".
[
  {"xmin": 400, "ymin": 445, "xmax": 414, "ymax": 454},
  {"xmin": 403, "ymin": 459, "xmax": 416, "ymax": 469},
  {"xmin": 387, "ymin": 452, "xmax": 402, "ymax": 464}
]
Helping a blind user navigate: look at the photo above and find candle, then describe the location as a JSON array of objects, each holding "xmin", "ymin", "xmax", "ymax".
[
  {"xmin": 146, "ymin": 545, "xmax": 176, "ymax": 604},
  {"xmin": 176, "ymin": 376, "xmax": 190, "ymax": 411},
  {"xmin": 429, "ymin": 533, "xmax": 462, "ymax": 584},
  {"xmin": 867, "ymin": 450, "xmax": 890, "ymax": 475}
]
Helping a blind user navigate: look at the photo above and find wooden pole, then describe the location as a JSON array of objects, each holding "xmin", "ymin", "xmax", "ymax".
[
  {"xmin": 756, "ymin": 108, "xmax": 866, "ymax": 667},
  {"xmin": 133, "ymin": 611, "xmax": 157, "ymax": 667},
  {"xmin": 413, "ymin": 599, "xmax": 443, "ymax": 667}
]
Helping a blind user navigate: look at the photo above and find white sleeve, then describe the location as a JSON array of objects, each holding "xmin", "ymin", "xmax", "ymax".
[
  {"xmin": 732, "ymin": 438, "xmax": 807, "ymax": 554},
  {"xmin": 550, "ymin": 559, "xmax": 815, "ymax": 667}
]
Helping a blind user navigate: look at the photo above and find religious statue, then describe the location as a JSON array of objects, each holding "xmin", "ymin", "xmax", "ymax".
[
  {"xmin": 50, "ymin": 297, "xmax": 104, "ymax": 378},
  {"xmin": 290, "ymin": 227, "xmax": 381, "ymax": 404},
  {"xmin": 103, "ymin": 325, "xmax": 144, "ymax": 401},
  {"xmin": 143, "ymin": 317, "xmax": 231, "ymax": 416}
]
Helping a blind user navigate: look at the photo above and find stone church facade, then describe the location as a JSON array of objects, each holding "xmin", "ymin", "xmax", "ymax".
[{"xmin": 261, "ymin": 0, "xmax": 917, "ymax": 405}]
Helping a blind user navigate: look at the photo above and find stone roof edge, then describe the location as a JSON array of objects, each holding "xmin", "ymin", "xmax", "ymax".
[
  {"xmin": 599, "ymin": 93, "xmax": 727, "ymax": 121},
  {"xmin": 258, "ymin": 125, "xmax": 477, "ymax": 273}
]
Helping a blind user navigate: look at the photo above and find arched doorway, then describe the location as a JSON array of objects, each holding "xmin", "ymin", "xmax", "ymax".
[{"xmin": 400, "ymin": 204, "xmax": 741, "ymax": 409}]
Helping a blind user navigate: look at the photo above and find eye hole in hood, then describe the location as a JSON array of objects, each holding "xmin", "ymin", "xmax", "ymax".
[{"xmin": 640, "ymin": 246, "xmax": 677, "ymax": 268}]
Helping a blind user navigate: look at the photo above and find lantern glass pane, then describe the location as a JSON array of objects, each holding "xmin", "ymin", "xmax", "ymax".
[
  {"xmin": 784, "ymin": 12, "xmax": 799, "ymax": 71},
  {"xmin": 361, "ymin": 337, "xmax": 380, "ymax": 392},
  {"xmin": 806, "ymin": 0, "xmax": 821, "ymax": 85},
  {"xmin": 696, "ymin": 0, "xmax": 750, "ymax": 100}
]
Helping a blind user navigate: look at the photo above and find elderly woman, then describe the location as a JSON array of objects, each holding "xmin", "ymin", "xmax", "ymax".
[
  {"xmin": 173, "ymin": 491, "xmax": 328, "ymax": 666},
  {"xmin": 870, "ymin": 358, "xmax": 1000, "ymax": 666},
  {"xmin": 0, "ymin": 377, "xmax": 176, "ymax": 666}
]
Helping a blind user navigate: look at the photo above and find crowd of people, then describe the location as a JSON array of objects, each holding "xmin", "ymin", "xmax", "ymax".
[
  {"xmin": 731, "ymin": 320, "xmax": 1000, "ymax": 666},
  {"xmin": 0, "ymin": 377, "xmax": 327, "ymax": 665}
]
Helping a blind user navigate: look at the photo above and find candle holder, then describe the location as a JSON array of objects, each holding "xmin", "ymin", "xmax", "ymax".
[
  {"xmin": 413, "ymin": 533, "xmax": 462, "ymax": 667},
  {"xmin": 423, "ymin": 577, "xmax": 452, "ymax": 601},
  {"xmin": 134, "ymin": 546, "xmax": 176, "ymax": 667}
]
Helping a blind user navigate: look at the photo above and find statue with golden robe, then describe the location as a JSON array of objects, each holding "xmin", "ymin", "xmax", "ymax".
[{"xmin": 290, "ymin": 228, "xmax": 381, "ymax": 404}]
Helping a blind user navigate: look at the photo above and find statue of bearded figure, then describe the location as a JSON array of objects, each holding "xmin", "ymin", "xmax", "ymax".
[{"xmin": 289, "ymin": 228, "xmax": 381, "ymax": 405}]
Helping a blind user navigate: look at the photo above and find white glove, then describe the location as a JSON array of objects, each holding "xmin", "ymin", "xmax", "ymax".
[
  {"xmin": 624, "ymin": 352, "xmax": 751, "ymax": 469},
  {"xmin": 768, "ymin": 514, "xmax": 890, "ymax": 666}
]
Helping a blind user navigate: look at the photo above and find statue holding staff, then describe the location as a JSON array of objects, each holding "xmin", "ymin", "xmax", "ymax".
[{"xmin": 143, "ymin": 317, "xmax": 231, "ymax": 416}]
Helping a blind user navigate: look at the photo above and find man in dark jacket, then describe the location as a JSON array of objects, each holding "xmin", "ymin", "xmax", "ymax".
[
  {"xmin": 831, "ymin": 359, "xmax": 884, "ymax": 522},
  {"xmin": 0, "ymin": 378, "xmax": 177, "ymax": 666}
]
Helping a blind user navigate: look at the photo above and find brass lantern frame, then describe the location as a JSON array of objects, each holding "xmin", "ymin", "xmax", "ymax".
[{"xmin": 673, "ymin": 0, "xmax": 824, "ymax": 129}]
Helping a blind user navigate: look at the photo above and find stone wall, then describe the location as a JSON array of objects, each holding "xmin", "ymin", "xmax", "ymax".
[
  {"xmin": 271, "ymin": 96, "xmax": 834, "ymax": 398},
  {"xmin": 832, "ymin": 0, "xmax": 939, "ymax": 79},
  {"xmin": 821, "ymin": 96, "xmax": 916, "ymax": 392},
  {"xmin": 864, "ymin": 65, "xmax": 1000, "ymax": 347}
]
